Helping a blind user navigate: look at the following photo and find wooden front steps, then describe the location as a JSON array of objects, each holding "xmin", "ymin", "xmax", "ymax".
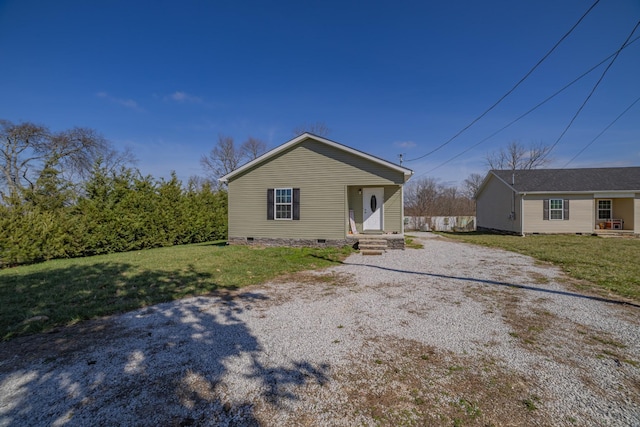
[{"xmin": 358, "ymin": 237, "xmax": 388, "ymax": 255}]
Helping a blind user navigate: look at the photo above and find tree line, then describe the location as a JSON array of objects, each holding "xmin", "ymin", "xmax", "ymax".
[
  {"xmin": 0, "ymin": 120, "xmax": 227, "ymax": 267},
  {"xmin": 404, "ymin": 177, "xmax": 475, "ymax": 217},
  {"xmin": 1, "ymin": 119, "xmax": 328, "ymax": 267},
  {"xmin": 405, "ymin": 140, "xmax": 552, "ymax": 217},
  {"xmin": 1, "ymin": 116, "xmax": 550, "ymax": 266}
]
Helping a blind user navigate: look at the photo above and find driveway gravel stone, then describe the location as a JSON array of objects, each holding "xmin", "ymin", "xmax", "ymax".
[{"xmin": 1, "ymin": 232, "xmax": 638, "ymax": 426}]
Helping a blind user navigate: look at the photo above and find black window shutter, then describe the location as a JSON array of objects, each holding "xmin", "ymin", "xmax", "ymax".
[
  {"xmin": 543, "ymin": 199, "xmax": 549, "ymax": 220},
  {"xmin": 564, "ymin": 199, "xmax": 569, "ymax": 220},
  {"xmin": 267, "ymin": 189, "xmax": 274, "ymax": 220},
  {"xmin": 293, "ymin": 188, "xmax": 300, "ymax": 220}
]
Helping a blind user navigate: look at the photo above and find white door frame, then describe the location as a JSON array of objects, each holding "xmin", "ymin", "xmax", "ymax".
[{"xmin": 363, "ymin": 187, "xmax": 384, "ymax": 231}]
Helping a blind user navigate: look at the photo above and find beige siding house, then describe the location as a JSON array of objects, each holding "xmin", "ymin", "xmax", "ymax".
[
  {"xmin": 219, "ymin": 133, "xmax": 413, "ymax": 248},
  {"xmin": 476, "ymin": 167, "xmax": 640, "ymax": 236}
]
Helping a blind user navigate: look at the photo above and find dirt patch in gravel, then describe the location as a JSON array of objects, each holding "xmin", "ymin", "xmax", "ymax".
[{"xmin": 337, "ymin": 336, "xmax": 551, "ymax": 427}]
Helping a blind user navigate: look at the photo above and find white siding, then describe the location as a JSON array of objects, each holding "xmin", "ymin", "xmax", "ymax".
[
  {"xmin": 477, "ymin": 175, "xmax": 520, "ymax": 233},
  {"xmin": 523, "ymin": 195, "xmax": 593, "ymax": 234},
  {"xmin": 635, "ymin": 195, "xmax": 640, "ymax": 234}
]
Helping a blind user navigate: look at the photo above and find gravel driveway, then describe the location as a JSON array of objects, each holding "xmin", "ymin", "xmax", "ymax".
[{"xmin": 1, "ymin": 233, "xmax": 639, "ymax": 426}]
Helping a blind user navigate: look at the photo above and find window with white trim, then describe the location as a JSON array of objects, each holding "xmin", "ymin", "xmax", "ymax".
[
  {"xmin": 549, "ymin": 199, "xmax": 564, "ymax": 220},
  {"xmin": 597, "ymin": 200, "xmax": 612, "ymax": 220},
  {"xmin": 275, "ymin": 188, "xmax": 292, "ymax": 220}
]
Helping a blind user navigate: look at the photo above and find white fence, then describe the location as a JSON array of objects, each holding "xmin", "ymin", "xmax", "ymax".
[{"xmin": 404, "ymin": 216, "xmax": 476, "ymax": 232}]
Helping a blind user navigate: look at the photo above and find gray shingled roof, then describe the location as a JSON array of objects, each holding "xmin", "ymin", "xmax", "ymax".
[{"xmin": 491, "ymin": 167, "xmax": 640, "ymax": 192}]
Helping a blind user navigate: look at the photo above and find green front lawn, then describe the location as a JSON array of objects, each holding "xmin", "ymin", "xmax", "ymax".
[
  {"xmin": 440, "ymin": 232, "xmax": 640, "ymax": 303},
  {"xmin": 4, "ymin": 233, "xmax": 637, "ymax": 341},
  {"xmin": 0, "ymin": 242, "xmax": 352, "ymax": 340}
]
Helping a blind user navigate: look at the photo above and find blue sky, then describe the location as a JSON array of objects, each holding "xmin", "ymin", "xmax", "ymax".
[{"xmin": 1, "ymin": 0, "xmax": 639, "ymax": 186}]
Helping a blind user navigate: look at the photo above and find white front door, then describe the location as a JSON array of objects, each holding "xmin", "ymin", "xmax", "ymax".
[{"xmin": 363, "ymin": 187, "xmax": 384, "ymax": 231}]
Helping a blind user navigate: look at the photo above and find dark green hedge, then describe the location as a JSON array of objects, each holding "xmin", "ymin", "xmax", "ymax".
[{"xmin": 0, "ymin": 166, "xmax": 227, "ymax": 267}]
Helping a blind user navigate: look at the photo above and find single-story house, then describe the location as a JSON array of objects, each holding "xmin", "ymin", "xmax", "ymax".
[
  {"xmin": 219, "ymin": 133, "xmax": 414, "ymax": 249},
  {"xmin": 476, "ymin": 167, "xmax": 640, "ymax": 236}
]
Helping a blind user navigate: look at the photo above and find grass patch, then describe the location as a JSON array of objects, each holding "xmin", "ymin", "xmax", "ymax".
[
  {"xmin": 522, "ymin": 395, "xmax": 540, "ymax": 411},
  {"xmin": 589, "ymin": 335, "xmax": 626, "ymax": 348},
  {"xmin": 439, "ymin": 232, "xmax": 640, "ymax": 302},
  {"xmin": 0, "ymin": 242, "xmax": 352, "ymax": 340},
  {"xmin": 404, "ymin": 235, "xmax": 424, "ymax": 249},
  {"xmin": 455, "ymin": 398, "xmax": 482, "ymax": 418}
]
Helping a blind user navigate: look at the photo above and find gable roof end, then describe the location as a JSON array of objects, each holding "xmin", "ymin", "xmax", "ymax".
[{"xmin": 219, "ymin": 133, "xmax": 414, "ymax": 183}]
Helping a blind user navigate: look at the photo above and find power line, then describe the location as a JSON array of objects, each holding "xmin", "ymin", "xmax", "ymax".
[
  {"xmin": 545, "ymin": 19, "xmax": 640, "ymax": 157},
  {"xmin": 412, "ymin": 35, "xmax": 640, "ymax": 178},
  {"xmin": 563, "ymin": 95, "xmax": 640, "ymax": 167},
  {"xmin": 405, "ymin": 0, "xmax": 601, "ymax": 163}
]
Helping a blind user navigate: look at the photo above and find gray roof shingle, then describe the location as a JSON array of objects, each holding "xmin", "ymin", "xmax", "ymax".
[{"xmin": 491, "ymin": 167, "xmax": 640, "ymax": 192}]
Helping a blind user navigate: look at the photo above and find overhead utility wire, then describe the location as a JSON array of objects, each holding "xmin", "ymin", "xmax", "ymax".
[
  {"xmin": 563, "ymin": 95, "xmax": 640, "ymax": 167},
  {"xmin": 545, "ymin": 19, "xmax": 640, "ymax": 156},
  {"xmin": 405, "ymin": 0, "xmax": 601, "ymax": 162},
  {"xmin": 417, "ymin": 35, "xmax": 640, "ymax": 177}
]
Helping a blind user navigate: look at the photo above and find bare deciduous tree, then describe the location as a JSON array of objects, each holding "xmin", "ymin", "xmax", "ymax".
[
  {"xmin": 404, "ymin": 177, "xmax": 475, "ymax": 227},
  {"xmin": 437, "ymin": 186, "xmax": 463, "ymax": 216},
  {"xmin": 201, "ymin": 135, "xmax": 243, "ymax": 181},
  {"xmin": 201, "ymin": 134, "xmax": 268, "ymax": 182},
  {"xmin": 436, "ymin": 185, "xmax": 475, "ymax": 216},
  {"xmin": 0, "ymin": 120, "xmax": 126, "ymax": 200},
  {"xmin": 186, "ymin": 174, "xmax": 214, "ymax": 191},
  {"xmin": 240, "ymin": 137, "xmax": 267, "ymax": 161},
  {"xmin": 486, "ymin": 140, "xmax": 552, "ymax": 171},
  {"xmin": 405, "ymin": 177, "xmax": 439, "ymax": 218},
  {"xmin": 462, "ymin": 173, "xmax": 484, "ymax": 200},
  {"xmin": 0, "ymin": 120, "xmax": 48, "ymax": 196},
  {"xmin": 292, "ymin": 122, "xmax": 330, "ymax": 137},
  {"xmin": 51, "ymin": 127, "xmax": 108, "ymax": 174},
  {"xmin": 99, "ymin": 146, "xmax": 138, "ymax": 174}
]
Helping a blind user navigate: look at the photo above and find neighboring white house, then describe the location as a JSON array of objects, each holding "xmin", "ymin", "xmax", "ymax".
[{"xmin": 476, "ymin": 167, "xmax": 640, "ymax": 236}]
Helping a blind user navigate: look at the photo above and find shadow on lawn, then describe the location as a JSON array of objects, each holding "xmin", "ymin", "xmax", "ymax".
[
  {"xmin": 347, "ymin": 261, "xmax": 640, "ymax": 309},
  {"xmin": 0, "ymin": 263, "xmax": 330, "ymax": 425},
  {"xmin": 1, "ymin": 262, "xmax": 225, "ymax": 339}
]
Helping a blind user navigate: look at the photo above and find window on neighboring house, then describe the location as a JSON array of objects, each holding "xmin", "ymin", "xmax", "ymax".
[
  {"xmin": 267, "ymin": 188, "xmax": 300, "ymax": 220},
  {"xmin": 275, "ymin": 188, "xmax": 292, "ymax": 220},
  {"xmin": 543, "ymin": 198, "xmax": 569, "ymax": 220},
  {"xmin": 549, "ymin": 199, "xmax": 564, "ymax": 220},
  {"xmin": 597, "ymin": 200, "xmax": 612, "ymax": 220}
]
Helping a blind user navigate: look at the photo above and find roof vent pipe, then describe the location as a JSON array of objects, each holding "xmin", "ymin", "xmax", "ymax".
[{"xmin": 512, "ymin": 173, "xmax": 515, "ymax": 185}]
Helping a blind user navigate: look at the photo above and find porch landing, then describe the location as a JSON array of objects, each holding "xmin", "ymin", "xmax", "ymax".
[
  {"xmin": 347, "ymin": 234, "xmax": 405, "ymax": 254},
  {"xmin": 593, "ymin": 230, "xmax": 638, "ymax": 238}
]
